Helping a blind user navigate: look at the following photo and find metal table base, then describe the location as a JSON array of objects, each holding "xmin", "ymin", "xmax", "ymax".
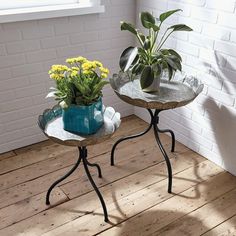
[
  {"xmin": 111, "ymin": 109, "xmax": 175, "ymax": 193},
  {"xmin": 46, "ymin": 146, "xmax": 109, "ymax": 222}
]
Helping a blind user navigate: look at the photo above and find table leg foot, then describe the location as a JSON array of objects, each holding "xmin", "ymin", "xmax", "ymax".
[
  {"xmin": 81, "ymin": 147, "xmax": 109, "ymax": 223},
  {"xmin": 46, "ymin": 153, "xmax": 82, "ymax": 205}
]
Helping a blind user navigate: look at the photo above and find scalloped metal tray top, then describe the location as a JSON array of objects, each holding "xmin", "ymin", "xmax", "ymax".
[
  {"xmin": 38, "ymin": 105, "xmax": 121, "ymax": 147},
  {"xmin": 110, "ymin": 72, "xmax": 204, "ymax": 110}
]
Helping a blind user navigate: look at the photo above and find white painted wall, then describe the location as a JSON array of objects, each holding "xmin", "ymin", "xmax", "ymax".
[
  {"xmin": 135, "ymin": 0, "xmax": 236, "ymax": 175},
  {"xmin": 0, "ymin": 0, "xmax": 136, "ymax": 153}
]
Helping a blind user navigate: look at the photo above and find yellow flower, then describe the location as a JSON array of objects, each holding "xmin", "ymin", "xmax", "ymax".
[
  {"xmin": 71, "ymin": 70, "xmax": 78, "ymax": 77},
  {"xmin": 101, "ymin": 73, "xmax": 108, "ymax": 79},
  {"xmin": 82, "ymin": 62, "xmax": 93, "ymax": 71},
  {"xmin": 66, "ymin": 58, "xmax": 75, "ymax": 64},
  {"xmin": 93, "ymin": 60, "xmax": 103, "ymax": 68},
  {"xmin": 71, "ymin": 67, "xmax": 79, "ymax": 71},
  {"xmin": 50, "ymin": 73, "xmax": 64, "ymax": 80},
  {"xmin": 83, "ymin": 70, "xmax": 91, "ymax": 75},
  {"xmin": 100, "ymin": 67, "xmax": 109, "ymax": 74},
  {"xmin": 66, "ymin": 56, "xmax": 88, "ymax": 65}
]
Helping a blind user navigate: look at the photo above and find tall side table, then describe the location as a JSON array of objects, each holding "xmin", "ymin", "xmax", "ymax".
[
  {"xmin": 110, "ymin": 74, "xmax": 203, "ymax": 193},
  {"xmin": 38, "ymin": 105, "xmax": 121, "ymax": 222}
]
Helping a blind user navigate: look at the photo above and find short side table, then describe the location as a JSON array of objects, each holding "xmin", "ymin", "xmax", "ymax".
[
  {"xmin": 38, "ymin": 105, "xmax": 121, "ymax": 222},
  {"xmin": 110, "ymin": 74, "xmax": 203, "ymax": 193}
]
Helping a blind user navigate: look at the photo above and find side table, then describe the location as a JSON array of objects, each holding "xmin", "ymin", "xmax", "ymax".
[
  {"xmin": 38, "ymin": 105, "xmax": 121, "ymax": 222},
  {"xmin": 110, "ymin": 73, "xmax": 203, "ymax": 193}
]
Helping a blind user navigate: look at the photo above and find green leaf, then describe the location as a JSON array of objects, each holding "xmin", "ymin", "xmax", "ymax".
[
  {"xmin": 121, "ymin": 21, "xmax": 137, "ymax": 35},
  {"xmin": 46, "ymin": 91, "xmax": 57, "ymax": 99},
  {"xmin": 119, "ymin": 47, "xmax": 138, "ymax": 72},
  {"xmin": 140, "ymin": 66, "xmax": 154, "ymax": 89},
  {"xmin": 167, "ymin": 63, "xmax": 174, "ymax": 80},
  {"xmin": 143, "ymin": 39, "xmax": 151, "ymax": 50},
  {"xmin": 166, "ymin": 57, "xmax": 179, "ymax": 70},
  {"xmin": 140, "ymin": 12, "xmax": 155, "ymax": 29},
  {"xmin": 152, "ymin": 63, "xmax": 162, "ymax": 76},
  {"xmin": 168, "ymin": 24, "xmax": 193, "ymax": 32},
  {"xmin": 168, "ymin": 49, "xmax": 182, "ymax": 62},
  {"xmin": 159, "ymin": 9, "xmax": 182, "ymax": 23},
  {"xmin": 92, "ymin": 81, "xmax": 109, "ymax": 96}
]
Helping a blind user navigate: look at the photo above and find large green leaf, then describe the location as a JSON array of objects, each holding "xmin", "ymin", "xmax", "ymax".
[
  {"xmin": 168, "ymin": 24, "xmax": 193, "ymax": 32},
  {"xmin": 140, "ymin": 12, "xmax": 155, "ymax": 29},
  {"xmin": 168, "ymin": 49, "xmax": 182, "ymax": 62},
  {"xmin": 166, "ymin": 57, "xmax": 179, "ymax": 70},
  {"xmin": 119, "ymin": 47, "xmax": 138, "ymax": 72},
  {"xmin": 140, "ymin": 66, "xmax": 154, "ymax": 89},
  {"xmin": 120, "ymin": 21, "xmax": 137, "ymax": 35},
  {"xmin": 159, "ymin": 9, "xmax": 182, "ymax": 23}
]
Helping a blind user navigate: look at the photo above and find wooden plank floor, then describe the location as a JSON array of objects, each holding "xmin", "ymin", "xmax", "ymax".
[{"xmin": 0, "ymin": 115, "xmax": 236, "ymax": 236}]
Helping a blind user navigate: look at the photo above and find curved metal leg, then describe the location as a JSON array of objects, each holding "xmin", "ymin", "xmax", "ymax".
[
  {"xmin": 153, "ymin": 111, "xmax": 172, "ymax": 193},
  {"xmin": 80, "ymin": 147, "xmax": 109, "ymax": 222},
  {"xmin": 46, "ymin": 154, "xmax": 82, "ymax": 205},
  {"xmin": 86, "ymin": 159, "xmax": 102, "ymax": 178},
  {"xmin": 110, "ymin": 109, "xmax": 154, "ymax": 166},
  {"xmin": 156, "ymin": 127, "xmax": 175, "ymax": 152}
]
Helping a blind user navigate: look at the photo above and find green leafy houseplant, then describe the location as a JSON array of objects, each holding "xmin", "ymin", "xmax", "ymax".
[
  {"xmin": 47, "ymin": 56, "xmax": 110, "ymax": 135},
  {"xmin": 119, "ymin": 9, "xmax": 193, "ymax": 92}
]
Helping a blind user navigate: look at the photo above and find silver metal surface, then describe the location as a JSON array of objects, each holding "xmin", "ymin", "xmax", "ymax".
[
  {"xmin": 38, "ymin": 105, "xmax": 121, "ymax": 147},
  {"xmin": 110, "ymin": 72, "xmax": 204, "ymax": 109}
]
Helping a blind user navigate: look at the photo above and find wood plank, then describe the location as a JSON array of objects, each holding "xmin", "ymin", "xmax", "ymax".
[
  {"xmin": 0, "ymin": 151, "xmax": 16, "ymax": 161},
  {"xmin": 154, "ymin": 187, "xmax": 236, "ymax": 236},
  {"xmin": 0, "ymin": 149, "xmax": 78, "ymax": 191},
  {"xmin": 0, "ymin": 142, "xmax": 202, "ymax": 232},
  {"xmin": 0, "ymin": 132, "xmax": 173, "ymax": 209},
  {"xmin": 101, "ymin": 171, "xmax": 236, "ymax": 236},
  {"xmin": 203, "ymin": 215, "xmax": 236, "ymax": 236},
  {"xmin": 0, "ymin": 143, "xmax": 76, "ymax": 176},
  {"xmin": 0, "ymin": 160, "xmax": 221, "ymax": 236},
  {"xmin": 0, "ymin": 187, "xmax": 68, "ymax": 230},
  {"xmin": 39, "ymin": 161, "xmax": 224, "ymax": 236}
]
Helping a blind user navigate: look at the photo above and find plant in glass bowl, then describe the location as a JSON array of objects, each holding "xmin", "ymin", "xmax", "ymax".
[
  {"xmin": 47, "ymin": 56, "xmax": 109, "ymax": 135},
  {"xmin": 119, "ymin": 9, "xmax": 193, "ymax": 92}
]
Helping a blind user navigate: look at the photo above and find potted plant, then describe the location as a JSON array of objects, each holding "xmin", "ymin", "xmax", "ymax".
[
  {"xmin": 119, "ymin": 9, "xmax": 193, "ymax": 92},
  {"xmin": 47, "ymin": 56, "xmax": 109, "ymax": 135}
]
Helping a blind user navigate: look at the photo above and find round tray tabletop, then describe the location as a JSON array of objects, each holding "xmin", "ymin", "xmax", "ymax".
[
  {"xmin": 110, "ymin": 72, "xmax": 204, "ymax": 110},
  {"xmin": 38, "ymin": 105, "xmax": 121, "ymax": 147}
]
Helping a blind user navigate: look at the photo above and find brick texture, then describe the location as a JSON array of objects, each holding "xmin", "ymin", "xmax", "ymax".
[
  {"xmin": 0, "ymin": 0, "xmax": 136, "ymax": 153},
  {"xmin": 135, "ymin": 0, "xmax": 236, "ymax": 176}
]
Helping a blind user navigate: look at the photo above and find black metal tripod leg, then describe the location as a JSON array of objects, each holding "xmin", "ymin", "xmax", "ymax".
[
  {"xmin": 46, "ymin": 154, "xmax": 82, "ymax": 205},
  {"xmin": 153, "ymin": 123, "xmax": 172, "ymax": 193},
  {"xmin": 81, "ymin": 147, "xmax": 109, "ymax": 222},
  {"xmin": 156, "ymin": 127, "xmax": 175, "ymax": 152},
  {"xmin": 111, "ymin": 109, "xmax": 154, "ymax": 166},
  {"xmin": 86, "ymin": 159, "xmax": 102, "ymax": 178}
]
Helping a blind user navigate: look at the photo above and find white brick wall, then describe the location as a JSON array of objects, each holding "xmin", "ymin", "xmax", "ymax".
[
  {"xmin": 136, "ymin": 0, "xmax": 236, "ymax": 175},
  {"xmin": 0, "ymin": 0, "xmax": 136, "ymax": 153}
]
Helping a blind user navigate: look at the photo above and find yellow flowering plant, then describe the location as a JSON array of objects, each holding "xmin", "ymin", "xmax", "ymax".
[{"xmin": 47, "ymin": 56, "xmax": 109, "ymax": 108}]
